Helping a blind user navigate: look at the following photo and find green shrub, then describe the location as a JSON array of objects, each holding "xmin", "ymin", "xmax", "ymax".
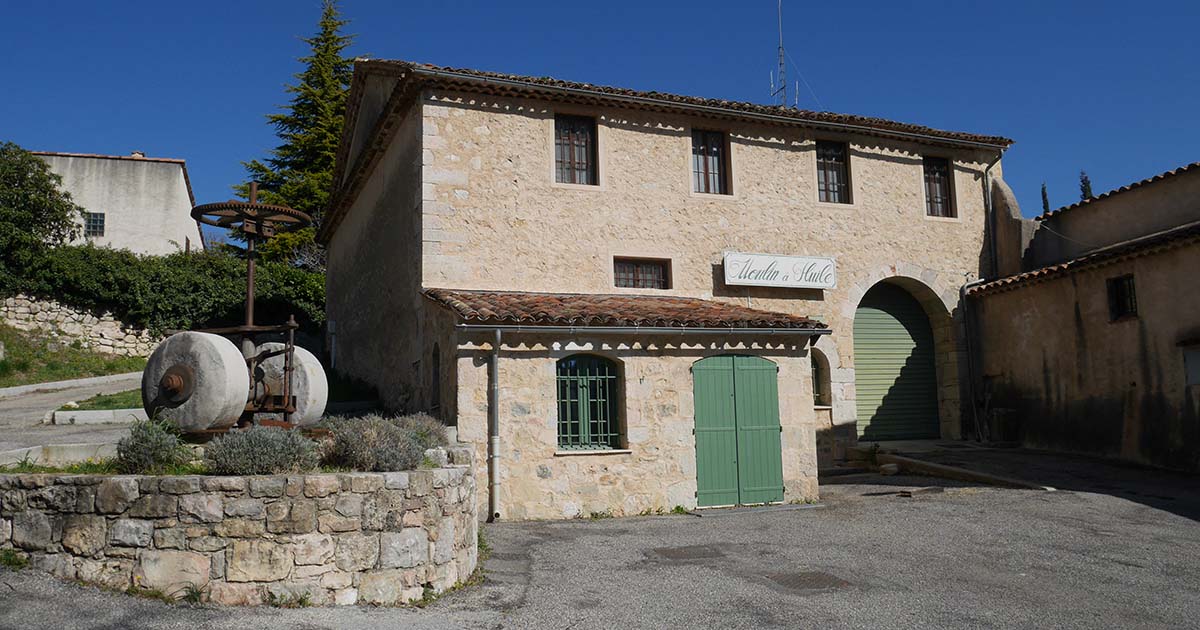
[
  {"xmin": 0, "ymin": 245, "xmax": 324, "ymax": 335},
  {"xmin": 116, "ymin": 420, "xmax": 193, "ymax": 474},
  {"xmin": 204, "ymin": 426, "xmax": 319, "ymax": 475},
  {"xmin": 323, "ymin": 415, "xmax": 424, "ymax": 472},
  {"xmin": 391, "ymin": 412, "xmax": 448, "ymax": 450}
]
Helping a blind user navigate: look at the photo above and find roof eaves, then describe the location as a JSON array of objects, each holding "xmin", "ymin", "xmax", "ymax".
[
  {"xmin": 968, "ymin": 220, "xmax": 1200, "ymax": 297},
  {"xmin": 1037, "ymin": 161, "xmax": 1200, "ymax": 221}
]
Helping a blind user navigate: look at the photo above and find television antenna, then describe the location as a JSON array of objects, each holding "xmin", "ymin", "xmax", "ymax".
[{"xmin": 770, "ymin": 0, "xmax": 787, "ymax": 106}]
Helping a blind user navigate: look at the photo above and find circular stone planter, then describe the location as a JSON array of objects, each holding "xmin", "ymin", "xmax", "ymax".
[{"xmin": 0, "ymin": 447, "xmax": 477, "ymax": 606}]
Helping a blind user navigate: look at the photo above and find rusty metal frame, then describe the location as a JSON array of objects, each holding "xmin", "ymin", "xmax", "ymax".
[{"xmin": 190, "ymin": 183, "xmax": 312, "ymax": 430}]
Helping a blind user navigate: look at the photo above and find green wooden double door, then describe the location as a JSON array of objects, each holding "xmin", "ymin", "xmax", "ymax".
[{"xmin": 693, "ymin": 355, "xmax": 785, "ymax": 507}]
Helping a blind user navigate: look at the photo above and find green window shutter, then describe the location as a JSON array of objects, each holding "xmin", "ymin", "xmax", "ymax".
[
  {"xmin": 853, "ymin": 283, "xmax": 939, "ymax": 440},
  {"xmin": 692, "ymin": 356, "xmax": 740, "ymax": 507},
  {"xmin": 732, "ymin": 356, "xmax": 785, "ymax": 505},
  {"xmin": 556, "ymin": 355, "xmax": 620, "ymax": 449}
]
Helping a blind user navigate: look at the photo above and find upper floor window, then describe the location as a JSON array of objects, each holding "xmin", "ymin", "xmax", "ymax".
[
  {"xmin": 84, "ymin": 212, "xmax": 105, "ymax": 237},
  {"xmin": 614, "ymin": 257, "xmax": 670, "ymax": 290},
  {"xmin": 922, "ymin": 157, "xmax": 955, "ymax": 217},
  {"xmin": 556, "ymin": 354, "xmax": 622, "ymax": 450},
  {"xmin": 816, "ymin": 141, "xmax": 851, "ymax": 204},
  {"xmin": 691, "ymin": 130, "xmax": 730, "ymax": 194},
  {"xmin": 1107, "ymin": 274, "xmax": 1137, "ymax": 321},
  {"xmin": 554, "ymin": 115, "xmax": 597, "ymax": 185}
]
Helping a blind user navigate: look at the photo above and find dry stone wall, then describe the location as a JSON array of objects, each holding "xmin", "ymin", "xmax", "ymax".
[
  {"xmin": 0, "ymin": 453, "xmax": 477, "ymax": 606},
  {"xmin": 1, "ymin": 294, "xmax": 158, "ymax": 357}
]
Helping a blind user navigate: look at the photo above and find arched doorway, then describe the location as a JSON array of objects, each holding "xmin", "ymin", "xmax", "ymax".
[{"xmin": 853, "ymin": 282, "xmax": 940, "ymax": 440}]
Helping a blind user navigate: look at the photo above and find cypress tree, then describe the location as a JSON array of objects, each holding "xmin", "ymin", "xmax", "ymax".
[
  {"xmin": 238, "ymin": 0, "xmax": 354, "ymax": 268},
  {"xmin": 1041, "ymin": 182, "xmax": 1050, "ymax": 213},
  {"xmin": 1079, "ymin": 171, "xmax": 1095, "ymax": 201}
]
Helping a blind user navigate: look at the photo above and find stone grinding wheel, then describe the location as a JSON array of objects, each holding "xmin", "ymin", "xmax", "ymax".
[
  {"xmin": 254, "ymin": 342, "xmax": 328, "ymax": 426},
  {"xmin": 142, "ymin": 332, "xmax": 249, "ymax": 432}
]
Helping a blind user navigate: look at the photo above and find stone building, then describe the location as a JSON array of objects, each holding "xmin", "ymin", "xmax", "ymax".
[
  {"xmin": 975, "ymin": 162, "xmax": 1200, "ymax": 472},
  {"xmin": 320, "ymin": 60, "xmax": 1013, "ymax": 519},
  {"xmin": 33, "ymin": 151, "xmax": 204, "ymax": 255}
]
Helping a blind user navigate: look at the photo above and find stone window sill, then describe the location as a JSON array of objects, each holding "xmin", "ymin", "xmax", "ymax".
[
  {"xmin": 554, "ymin": 449, "xmax": 633, "ymax": 457},
  {"xmin": 813, "ymin": 405, "xmax": 833, "ymax": 411}
]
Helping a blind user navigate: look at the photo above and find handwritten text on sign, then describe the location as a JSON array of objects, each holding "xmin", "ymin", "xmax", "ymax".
[{"xmin": 723, "ymin": 252, "xmax": 837, "ymax": 290}]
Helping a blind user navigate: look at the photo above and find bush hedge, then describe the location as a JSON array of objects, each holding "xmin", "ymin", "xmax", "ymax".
[
  {"xmin": 322, "ymin": 414, "xmax": 428, "ymax": 472},
  {"xmin": 204, "ymin": 426, "xmax": 320, "ymax": 475},
  {"xmin": 116, "ymin": 419, "xmax": 194, "ymax": 474},
  {"xmin": 0, "ymin": 244, "xmax": 324, "ymax": 335}
]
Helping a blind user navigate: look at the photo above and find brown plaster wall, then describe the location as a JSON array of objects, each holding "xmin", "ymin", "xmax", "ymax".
[
  {"xmin": 1028, "ymin": 169, "xmax": 1200, "ymax": 268},
  {"xmin": 975, "ymin": 243, "xmax": 1200, "ymax": 471}
]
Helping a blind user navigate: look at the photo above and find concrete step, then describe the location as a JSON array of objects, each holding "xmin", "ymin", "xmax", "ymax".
[{"xmin": 52, "ymin": 408, "xmax": 146, "ymax": 425}]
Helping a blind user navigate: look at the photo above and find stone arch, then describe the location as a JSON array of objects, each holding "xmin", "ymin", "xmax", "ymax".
[{"xmin": 844, "ymin": 267, "xmax": 963, "ymax": 440}]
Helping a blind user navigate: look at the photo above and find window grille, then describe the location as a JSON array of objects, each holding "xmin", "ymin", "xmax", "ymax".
[
  {"xmin": 692, "ymin": 130, "xmax": 729, "ymax": 194},
  {"xmin": 816, "ymin": 141, "xmax": 851, "ymax": 204},
  {"xmin": 84, "ymin": 212, "xmax": 105, "ymax": 237},
  {"xmin": 614, "ymin": 258, "xmax": 670, "ymax": 289},
  {"xmin": 923, "ymin": 157, "xmax": 955, "ymax": 217},
  {"xmin": 1107, "ymin": 275, "xmax": 1137, "ymax": 320},
  {"xmin": 555, "ymin": 115, "xmax": 598, "ymax": 185},
  {"xmin": 556, "ymin": 355, "xmax": 621, "ymax": 449}
]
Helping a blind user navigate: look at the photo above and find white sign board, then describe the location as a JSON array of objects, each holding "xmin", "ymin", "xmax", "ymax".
[{"xmin": 723, "ymin": 252, "xmax": 837, "ymax": 290}]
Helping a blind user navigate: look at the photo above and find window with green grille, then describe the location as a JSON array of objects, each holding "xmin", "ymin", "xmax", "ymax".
[{"xmin": 556, "ymin": 354, "xmax": 621, "ymax": 449}]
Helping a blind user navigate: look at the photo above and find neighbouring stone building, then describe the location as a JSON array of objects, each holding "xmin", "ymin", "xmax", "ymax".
[
  {"xmin": 33, "ymin": 151, "xmax": 204, "ymax": 255},
  {"xmin": 320, "ymin": 59, "xmax": 1014, "ymax": 519},
  {"xmin": 974, "ymin": 163, "xmax": 1200, "ymax": 472}
]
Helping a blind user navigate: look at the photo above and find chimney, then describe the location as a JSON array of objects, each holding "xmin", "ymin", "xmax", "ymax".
[{"xmin": 130, "ymin": 151, "xmax": 146, "ymax": 158}]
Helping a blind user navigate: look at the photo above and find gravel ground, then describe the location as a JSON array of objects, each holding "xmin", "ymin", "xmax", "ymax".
[{"xmin": 2, "ymin": 473, "xmax": 1197, "ymax": 629}]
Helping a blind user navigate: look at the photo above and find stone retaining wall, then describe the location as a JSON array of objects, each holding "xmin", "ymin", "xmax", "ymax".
[
  {"xmin": 0, "ymin": 454, "xmax": 477, "ymax": 606},
  {"xmin": 1, "ymin": 294, "xmax": 158, "ymax": 357}
]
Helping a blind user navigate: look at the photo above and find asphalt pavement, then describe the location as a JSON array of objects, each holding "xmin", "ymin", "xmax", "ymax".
[
  {"xmin": 0, "ymin": 373, "xmax": 140, "ymax": 453},
  {"xmin": 2, "ymin": 473, "xmax": 1197, "ymax": 629}
]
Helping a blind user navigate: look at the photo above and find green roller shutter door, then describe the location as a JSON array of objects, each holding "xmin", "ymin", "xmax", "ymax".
[
  {"xmin": 853, "ymin": 283, "xmax": 940, "ymax": 440},
  {"xmin": 693, "ymin": 355, "xmax": 784, "ymax": 507}
]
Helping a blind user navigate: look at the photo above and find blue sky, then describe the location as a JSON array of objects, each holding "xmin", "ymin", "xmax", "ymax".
[{"xmin": 2, "ymin": 0, "xmax": 1197, "ymax": 233}]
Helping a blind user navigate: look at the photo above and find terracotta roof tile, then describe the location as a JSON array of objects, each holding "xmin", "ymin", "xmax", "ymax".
[
  {"xmin": 424, "ymin": 288, "xmax": 826, "ymax": 330},
  {"xmin": 968, "ymin": 220, "xmax": 1200, "ymax": 297},
  {"xmin": 1038, "ymin": 161, "xmax": 1200, "ymax": 221},
  {"xmin": 356, "ymin": 59, "xmax": 1014, "ymax": 148}
]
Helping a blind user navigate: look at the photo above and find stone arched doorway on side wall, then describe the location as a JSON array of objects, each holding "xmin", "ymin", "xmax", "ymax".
[{"xmin": 847, "ymin": 274, "xmax": 961, "ymax": 442}]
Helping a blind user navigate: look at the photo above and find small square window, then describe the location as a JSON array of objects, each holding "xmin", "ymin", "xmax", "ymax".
[
  {"xmin": 84, "ymin": 212, "xmax": 105, "ymax": 237},
  {"xmin": 554, "ymin": 115, "xmax": 598, "ymax": 185},
  {"xmin": 1107, "ymin": 275, "xmax": 1137, "ymax": 321},
  {"xmin": 816, "ymin": 141, "xmax": 851, "ymax": 204},
  {"xmin": 691, "ymin": 130, "xmax": 730, "ymax": 194},
  {"xmin": 923, "ymin": 157, "xmax": 955, "ymax": 217},
  {"xmin": 614, "ymin": 257, "xmax": 670, "ymax": 290}
]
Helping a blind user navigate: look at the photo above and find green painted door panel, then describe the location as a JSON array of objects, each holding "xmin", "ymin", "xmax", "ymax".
[
  {"xmin": 692, "ymin": 356, "xmax": 740, "ymax": 507},
  {"xmin": 732, "ymin": 355, "xmax": 785, "ymax": 504},
  {"xmin": 853, "ymin": 283, "xmax": 939, "ymax": 440},
  {"xmin": 692, "ymin": 355, "xmax": 784, "ymax": 507}
]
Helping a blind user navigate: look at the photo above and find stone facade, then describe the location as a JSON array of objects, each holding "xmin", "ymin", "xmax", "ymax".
[
  {"xmin": 325, "ymin": 63, "xmax": 1008, "ymax": 520},
  {"xmin": 0, "ymin": 455, "xmax": 477, "ymax": 606},
  {"xmin": 1, "ymin": 294, "xmax": 158, "ymax": 357}
]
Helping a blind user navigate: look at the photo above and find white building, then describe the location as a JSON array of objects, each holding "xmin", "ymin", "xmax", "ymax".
[{"xmin": 33, "ymin": 151, "xmax": 204, "ymax": 255}]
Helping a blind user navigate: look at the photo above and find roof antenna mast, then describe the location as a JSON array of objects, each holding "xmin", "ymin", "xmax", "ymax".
[{"xmin": 772, "ymin": 0, "xmax": 787, "ymax": 107}]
